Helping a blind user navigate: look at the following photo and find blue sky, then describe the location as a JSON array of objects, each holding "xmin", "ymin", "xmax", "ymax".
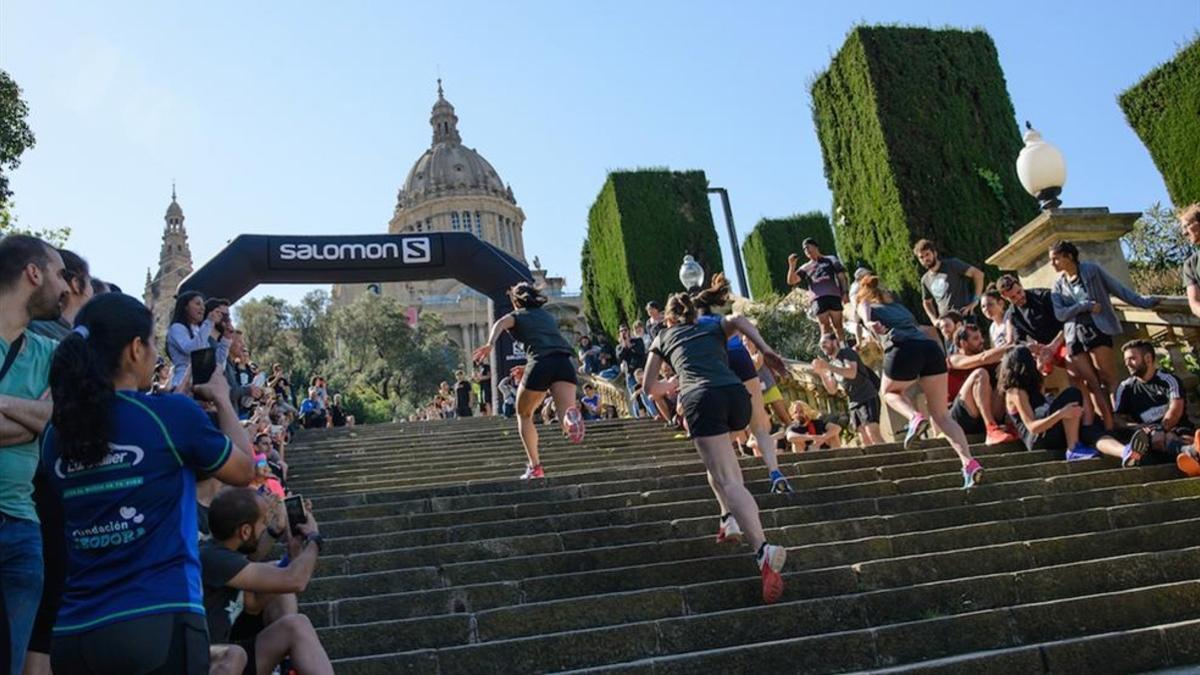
[{"xmin": 2, "ymin": 1, "xmax": 1197, "ymax": 305}]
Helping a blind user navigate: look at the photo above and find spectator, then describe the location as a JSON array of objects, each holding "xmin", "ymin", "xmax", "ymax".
[
  {"xmin": 580, "ymin": 383, "xmax": 602, "ymax": 420},
  {"xmin": 151, "ymin": 360, "xmax": 172, "ymax": 395},
  {"xmin": 616, "ymin": 324, "xmax": 647, "ymax": 417},
  {"xmin": 497, "ymin": 367, "xmax": 520, "ymax": 418},
  {"xmin": 167, "ymin": 291, "xmax": 225, "ymax": 388},
  {"xmin": 475, "ymin": 360, "xmax": 492, "ymax": 416},
  {"xmin": 1049, "ymin": 240, "xmax": 1160, "ymax": 430},
  {"xmin": 596, "ymin": 352, "xmax": 620, "ymax": 381},
  {"xmin": 0, "ymin": 235, "xmax": 68, "ymax": 675},
  {"xmin": 856, "ymin": 274, "xmax": 983, "ymax": 487},
  {"xmin": 298, "ymin": 391, "xmax": 326, "ymax": 430},
  {"xmin": 914, "ymin": 239, "xmax": 985, "ymax": 325},
  {"xmin": 226, "ymin": 331, "xmax": 262, "ymax": 417},
  {"xmin": 309, "ymin": 376, "xmax": 329, "ymax": 414},
  {"xmin": 576, "ymin": 335, "xmax": 602, "ymax": 375},
  {"xmin": 41, "ymin": 292, "xmax": 255, "ymax": 673},
  {"xmin": 1181, "ymin": 203, "xmax": 1200, "ymax": 320},
  {"xmin": 936, "ymin": 311, "xmax": 964, "ymax": 352},
  {"xmin": 981, "ymin": 286, "xmax": 1010, "ymax": 348},
  {"xmin": 812, "ymin": 332, "xmax": 884, "ymax": 446},
  {"xmin": 632, "ymin": 321, "xmax": 649, "ymax": 351},
  {"xmin": 996, "ymin": 275, "xmax": 1069, "ymax": 377},
  {"xmin": 786, "ymin": 238, "xmax": 850, "ymax": 342},
  {"xmin": 268, "ymin": 364, "xmax": 292, "ymax": 404},
  {"xmin": 28, "ymin": 248, "xmax": 93, "ymax": 342},
  {"xmin": 997, "ymin": 345, "xmax": 1143, "ymax": 463},
  {"xmin": 784, "ymin": 401, "xmax": 842, "ymax": 452},
  {"xmin": 644, "ymin": 301, "xmax": 665, "ymax": 343},
  {"xmin": 328, "ymin": 393, "xmax": 349, "ymax": 427},
  {"xmin": 202, "ymin": 488, "xmax": 333, "ymax": 675},
  {"xmin": 204, "ymin": 297, "xmax": 234, "ymax": 368},
  {"xmin": 845, "ymin": 266, "xmax": 873, "ymax": 343},
  {"xmin": 1114, "ymin": 339, "xmax": 1196, "ymax": 467},
  {"xmin": 453, "ymin": 369, "xmax": 474, "ymax": 418},
  {"xmin": 946, "ymin": 324, "xmax": 1018, "ymax": 445}
]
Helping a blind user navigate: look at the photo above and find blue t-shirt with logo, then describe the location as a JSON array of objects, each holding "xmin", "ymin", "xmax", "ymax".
[{"xmin": 41, "ymin": 391, "xmax": 233, "ymax": 636}]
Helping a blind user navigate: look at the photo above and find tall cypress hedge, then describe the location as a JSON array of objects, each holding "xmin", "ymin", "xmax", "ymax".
[
  {"xmin": 1119, "ymin": 36, "xmax": 1200, "ymax": 207},
  {"xmin": 742, "ymin": 212, "xmax": 835, "ymax": 298},
  {"xmin": 811, "ymin": 26, "xmax": 1038, "ymax": 305},
  {"xmin": 582, "ymin": 169, "xmax": 723, "ymax": 338}
]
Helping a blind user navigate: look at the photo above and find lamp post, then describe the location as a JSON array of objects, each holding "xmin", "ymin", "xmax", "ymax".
[
  {"xmin": 679, "ymin": 255, "xmax": 705, "ymax": 293},
  {"xmin": 707, "ymin": 187, "xmax": 749, "ymax": 297},
  {"xmin": 1016, "ymin": 121, "xmax": 1067, "ymax": 210}
]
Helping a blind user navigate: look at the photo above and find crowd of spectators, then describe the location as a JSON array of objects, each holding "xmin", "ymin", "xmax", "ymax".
[{"xmin": 0, "ymin": 234, "xmax": 338, "ymax": 674}]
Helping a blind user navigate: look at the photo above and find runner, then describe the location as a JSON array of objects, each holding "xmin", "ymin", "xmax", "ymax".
[
  {"xmin": 643, "ymin": 292, "xmax": 789, "ymax": 604},
  {"xmin": 474, "ymin": 282, "xmax": 584, "ymax": 479},
  {"xmin": 855, "ymin": 274, "xmax": 983, "ymax": 488},
  {"xmin": 693, "ymin": 273, "xmax": 793, "ymax": 494}
]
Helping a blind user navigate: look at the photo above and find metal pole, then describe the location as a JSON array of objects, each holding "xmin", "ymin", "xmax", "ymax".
[{"xmin": 707, "ymin": 187, "xmax": 749, "ymax": 298}]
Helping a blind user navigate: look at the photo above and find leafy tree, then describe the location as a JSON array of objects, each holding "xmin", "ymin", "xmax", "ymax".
[
  {"xmin": 740, "ymin": 292, "xmax": 823, "ymax": 361},
  {"xmin": 1123, "ymin": 201, "xmax": 1189, "ymax": 295},
  {"xmin": 0, "ymin": 201, "xmax": 70, "ymax": 247},
  {"xmin": 0, "ymin": 69, "xmax": 36, "ymax": 209}
]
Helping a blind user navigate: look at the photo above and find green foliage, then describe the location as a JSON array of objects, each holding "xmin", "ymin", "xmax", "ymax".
[
  {"xmin": 1124, "ymin": 201, "xmax": 1190, "ymax": 295},
  {"xmin": 0, "ymin": 69, "xmax": 36, "ymax": 209},
  {"xmin": 0, "ymin": 202, "xmax": 70, "ymax": 246},
  {"xmin": 810, "ymin": 26, "xmax": 1038, "ymax": 308},
  {"xmin": 1119, "ymin": 35, "xmax": 1200, "ymax": 206},
  {"xmin": 740, "ymin": 292, "xmax": 823, "ymax": 362},
  {"xmin": 583, "ymin": 169, "xmax": 723, "ymax": 338},
  {"xmin": 578, "ymin": 237, "xmax": 604, "ymax": 332},
  {"xmin": 742, "ymin": 212, "xmax": 835, "ymax": 298}
]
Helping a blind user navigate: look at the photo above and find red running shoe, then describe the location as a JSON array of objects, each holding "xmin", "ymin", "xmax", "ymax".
[
  {"xmin": 985, "ymin": 423, "xmax": 1018, "ymax": 446},
  {"xmin": 758, "ymin": 544, "xmax": 787, "ymax": 604},
  {"xmin": 520, "ymin": 464, "xmax": 545, "ymax": 480},
  {"xmin": 563, "ymin": 406, "xmax": 585, "ymax": 443}
]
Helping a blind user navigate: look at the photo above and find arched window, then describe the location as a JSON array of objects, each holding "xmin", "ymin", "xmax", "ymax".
[
  {"xmin": 451, "ymin": 213, "xmax": 460, "ymax": 231},
  {"xmin": 474, "ymin": 212, "xmax": 482, "ymax": 236}
]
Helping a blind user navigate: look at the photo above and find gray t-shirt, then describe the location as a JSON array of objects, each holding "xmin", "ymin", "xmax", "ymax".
[
  {"xmin": 921, "ymin": 257, "xmax": 975, "ymax": 316},
  {"xmin": 510, "ymin": 308, "xmax": 574, "ymax": 361},
  {"xmin": 830, "ymin": 347, "xmax": 877, "ymax": 404},
  {"xmin": 1184, "ymin": 250, "xmax": 1200, "ymax": 291},
  {"xmin": 866, "ymin": 302, "xmax": 932, "ymax": 350},
  {"xmin": 797, "ymin": 256, "xmax": 845, "ymax": 299},
  {"xmin": 650, "ymin": 321, "xmax": 742, "ymax": 397}
]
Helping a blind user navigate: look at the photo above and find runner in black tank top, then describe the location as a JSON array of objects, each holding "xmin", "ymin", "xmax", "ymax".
[
  {"xmin": 474, "ymin": 283, "xmax": 584, "ymax": 480},
  {"xmin": 644, "ymin": 292, "xmax": 789, "ymax": 604}
]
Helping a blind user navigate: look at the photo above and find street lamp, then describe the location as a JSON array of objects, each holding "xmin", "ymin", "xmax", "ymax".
[
  {"xmin": 707, "ymin": 187, "xmax": 749, "ymax": 297},
  {"xmin": 679, "ymin": 255, "xmax": 705, "ymax": 293},
  {"xmin": 1016, "ymin": 121, "xmax": 1067, "ymax": 211}
]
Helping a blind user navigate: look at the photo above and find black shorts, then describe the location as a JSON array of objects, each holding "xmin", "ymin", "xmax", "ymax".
[
  {"xmin": 728, "ymin": 346, "xmax": 758, "ymax": 382},
  {"xmin": 522, "ymin": 354, "xmax": 577, "ymax": 392},
  {"xmin": 1014, "ymin": 387, "xmax": 1108, "ymax": 451},
  {"xmin": 811, "ymin": 295, "xmax": 844, "ymax": 315},
  {"xmin": 883, "ymin": 339, "xmax": 948, "ymax": 381},
  {"xmin": 849, "ymin": 396, "xmax": 881, "ymax": 429},
  {"xmin": 52, "ymin": 612, "xmax": 210, "ymax": 675},
  {"xmin": 680, "ymin": 384, "xmax": 752, "ymax": 438},
  {"xmin": 950, "ymin": 396, "xmax": 986, "ymax": 436},
  {"xmin": 1068, "ymin": 323, "xmax": 1114, "ymax": 357}
]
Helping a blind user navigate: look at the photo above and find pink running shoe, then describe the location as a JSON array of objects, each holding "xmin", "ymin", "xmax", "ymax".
[
  {"xmin": 903, "ymin": 413, "xmax": 930, "ymax": 450},
  {"xmin": 563, "ymin": 406, "xmax": 585, "ymax": 443}
]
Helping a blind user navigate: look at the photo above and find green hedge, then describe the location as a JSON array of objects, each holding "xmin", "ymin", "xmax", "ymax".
[
  {"xmin": 582, "ymin": 169, "xmax": 723, "ymax": 338},
  {"xmin": 1120, "ymin": 36, "xmax": 1200, "ymax": 207},
  {"xmin": 811, "ymin": 26, "xmax": 1038, "ymax": 308},
  {"xmin": 742, "ymin": 212, "xmax": 835, "ymax": 298}
]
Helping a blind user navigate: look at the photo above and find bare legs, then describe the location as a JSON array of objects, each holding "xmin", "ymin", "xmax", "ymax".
[
  {"xmin": 515, "ymin": 387, "xmax": 548, "ymax": 467},
  {"xmin": 1069, "ymin": 352, "xmax": 1114, "ymax": 430},
  {"xmin": 880, "ymin": 373, "xmax": 975, "ymax": 468},
  {"xmin": 816, "ymin": 310, "xmax": 845, "ymax": 342},
  {"xmin": 742, "ymin": 378, "xmax": 781, "ymax": 474},
  {"xmin": 959, "ymin": 368, "xmax": 1002, "ymax": 428},
  {"xmin": 694, "ymin": 434, "xmax": 767, "ymax": 551}
]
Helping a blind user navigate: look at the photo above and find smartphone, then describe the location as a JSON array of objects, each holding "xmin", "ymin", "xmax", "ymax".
[
  {"xmin": 284, "ymin": 494, "xmax": 307, "ymax": 535},
  {"xmin": 191, "ymin": 347, "xmax": 216, "ymax": 385}
]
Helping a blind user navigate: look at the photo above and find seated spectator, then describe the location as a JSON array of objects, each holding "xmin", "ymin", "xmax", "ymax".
[
  {"xmin": 812, "ymin": 332, "xmax": 883, "ymax": 446},
  {"xmin": 633, "ymin": 368, "xmax": 655, "ymax": 419},
  {"xmin": 41, "ymin": 293, "xmax": 255, "ymax": 673},
  {"xmin": 946, "ymin": 324, "xmax": 1018, "ymax": 445},
  {"xmin": 996, "ymin": 275, "xmax": 1068, "ymax": 376},
  {"xmin": 298, "ymin": 391, "xmax": 326, "ymax": 430},
  {"xmin": 981, "ymin": 286, "xmax": 1010, "ymax": 348},
  {"xmin": 784, "ymin": 401, "xmax": 841, "ymax": 452},
  {"xmin": 596, "ymin": 352, "xmax": 620, "ymax": 381},
  {"xmin": 577, "ymin": 335, "xmax": 602, "ymax": 375},
  {"xmin": 251, "ymin": 435, "xmax": 287, "ymax": 498},
  {"xmin": 453, "ymin": 369, "xmax": 474, "ymax": 418},
  {"xmin": 580, "ymin": 383, "xmax": 602, "ymax": 421},
  {"xmin": 167, "ymin": 291, "xmax": 225, "ymax": 388},
  {"xmin": 328, "ymin": 393, "xmax": 348, "ymax": 427},
  {"xmin": 1114, "ymin": 339, "xmax": 1197, "ymax": 467},
  {"xmin": 998, "ymin": 345, "xmax": 1146, "ymax": 463},
  {"xmin": 202, "ymin": 488, "xmax": 333, "ymax": 675},
  {"xmin": 936, "ymin": 311, "xmax": 964, "ymax": 352}
]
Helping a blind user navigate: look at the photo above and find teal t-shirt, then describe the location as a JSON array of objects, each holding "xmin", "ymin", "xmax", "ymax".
[{"xmin": 0, "ymin": 329, "xmax": 57, "ymax": 522}]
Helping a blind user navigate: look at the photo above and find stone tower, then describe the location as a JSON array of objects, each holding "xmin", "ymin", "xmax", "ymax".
[{"xmin": 143, "ymin": 185, "xmax": 194, "ymax": 342}]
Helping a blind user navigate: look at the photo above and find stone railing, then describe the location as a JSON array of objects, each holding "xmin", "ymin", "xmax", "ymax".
[
  {"xmin": 578, "ymin": 373, "xmax": 631, "ymax": 418},
  {"xmin": 1116, "ymin": 296, "xmax": 1200, "ymax": 420}
]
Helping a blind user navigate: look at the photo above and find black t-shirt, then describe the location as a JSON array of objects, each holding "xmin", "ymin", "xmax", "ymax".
[
  {"xmin": 650, "ymin": 320, "xmax": 741, "ymax": 397},
  {"xmin": 477, "ymin": 363, "xmax": 491, "ymax": 386},
  {"xmin": 454, "ymin": 381, "xmax": 472, "ymax": 411},
  {"xmin": 1007, "ymin": 288, "xmax": 1063, "ymax": 346},
  {"xmin": 329, "ymin": 405, "xmax": 347, "ymax": 427},
  {"xmin": 617, "ymin": 339, "xmax": 647, "ymax": 371},
  {"xmin": 200, "ymin": 540, "xmax": 251, "ymax": 643},
  {"xmin": 1114, "ymin": 370, "xmax": 1186, "ymax": 425},
  {"xmin": 830, "ymin": 347, "xmax": 877, "ymax": 404}
]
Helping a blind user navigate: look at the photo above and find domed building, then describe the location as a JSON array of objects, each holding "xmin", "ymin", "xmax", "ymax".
[
  {"xmin": 144, "ymin": 186, "xmax": 195, "ymax": 343},
  {"xmin": 333, "ymin": 81, "xmax": 583, "ymax": 367}
]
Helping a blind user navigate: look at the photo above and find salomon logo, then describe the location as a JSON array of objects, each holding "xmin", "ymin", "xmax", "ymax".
[{"xmin": 277, "ymin": 238, "xmax": 431, "ymax": 263}]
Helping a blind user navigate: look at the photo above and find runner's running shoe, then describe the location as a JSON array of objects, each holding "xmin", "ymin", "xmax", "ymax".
[
  {"xmin": 563, "ymin": 406, "xmax": 586, "ymax": 443},
  {"xmin": 520, "ymin": 463, "xmax": 545, "ymax": 480},
  {"xmin": 757, "ymin": 543, "xmax": 787, "ymax": 604},
  {"xmin": 769, "ymin": 469, "xmax": 794, "ymax": 494},
  {"xmin": 1121, "ymin": 428, "xmax": 1151, "ymax": 468},
  {"xmin": 904, "ymin": 413, "xmax": 930, "ymax": 450},
  {"xmin": 716, "ymin": 514, "xmax": 742, "ymax": 543},
  {"xmin": 962, "ymin": 459, "xmax": 983, "ymax": 489}
]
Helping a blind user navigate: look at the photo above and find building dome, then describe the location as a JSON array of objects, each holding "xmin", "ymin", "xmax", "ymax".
[
  {"xmin": 165, "ymin": 184, "xmax": 184, "ymax": 220},
  {"xmin": 396, "ymin": 80, "xmax": 514, "ymax": 209}
]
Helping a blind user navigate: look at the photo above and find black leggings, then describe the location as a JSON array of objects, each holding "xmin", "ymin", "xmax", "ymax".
[{"xmin": 52, "ymin": 612, "xmax": 209, "ymax": 675}]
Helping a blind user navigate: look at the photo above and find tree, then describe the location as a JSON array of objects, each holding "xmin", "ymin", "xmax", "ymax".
[
  {"xmin": 0, "ymin": 69, "xmax": 36, "ymax": 209},
  {"xmin": 0, "ymin": 201, "xmax": 70, "ymax": 247},
  {"xmin": 1124, "ymin": 201, "xmax": 1189, "ymax": 295}
]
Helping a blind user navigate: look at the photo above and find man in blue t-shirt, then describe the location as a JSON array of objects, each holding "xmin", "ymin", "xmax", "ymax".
[{"xmin": 0, "ymin": 235, "xmax": 69, "ymax": 675}]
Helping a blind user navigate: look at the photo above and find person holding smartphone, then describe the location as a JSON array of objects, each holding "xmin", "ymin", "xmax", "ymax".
[{"xmin": 167, "ymin": 291, "xmax": 225, "ymax": 389}]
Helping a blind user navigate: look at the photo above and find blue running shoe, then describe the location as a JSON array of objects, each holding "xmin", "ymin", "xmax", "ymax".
[
  {"xmin": 1065, "ymin": 443, "xmax": 1100, "ymax": 461},
  {"xmin": 769, "ymin": 469, "xmax": 793, "ymax": 494},
  {"xmin": 904, "ymin": 413, "xmax": 930, "ymax": 450}
]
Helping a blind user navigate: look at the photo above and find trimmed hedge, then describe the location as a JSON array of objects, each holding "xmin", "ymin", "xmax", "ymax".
[
  {"xmin": 1119, "ymin": 36, "xmax": 1200, "ymax": 207},
  {"xmin": 582, "ymin": 169, "xmax": 723, "ymax": 338},
  {"xmin": 811, "ymin": 26, "xmax": 1038, "ymax": 306},
  {"xmin": 742, "ymin": 212, "xmax": 836, "ymax": 298}
]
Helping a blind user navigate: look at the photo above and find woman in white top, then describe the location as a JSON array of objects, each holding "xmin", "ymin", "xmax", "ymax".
[
  {"xmin": 165, "ymin": 291, "xmax": 225, "ymax": 388},
  {"xmin": 981, "ymin": 287, "xmax": 1010, "ymax": 348}
]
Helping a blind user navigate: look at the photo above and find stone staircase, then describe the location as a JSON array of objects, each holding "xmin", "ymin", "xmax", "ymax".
[{"xmin": 283, "ymin": 416, "xmax": 1200, "ymax": 673}]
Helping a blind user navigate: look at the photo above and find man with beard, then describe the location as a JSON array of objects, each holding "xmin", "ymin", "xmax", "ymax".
[
  {"xmin": 1113, "ymin": 340, "xmax": 1197, "ymax": 468},
  {"xmin": 947, "ymin": 324, "xmax": 1018, "ymax": 445},
  {"xmin": 202, "ymin": 487, "xmax": 333, "ymax": 675},
  {"xmin": 1182, "ymin": 204, "xmax": 1200, "ymax": 320},
  {"xmin": 914, "ymin": 239, "xmax": 985, "ymax": 326},
  {"xmin": 0, "ymin": 235, "xmax": 69, "ymax": 675},
  {"xmin": 811, "ymin": 332, "xmax": 883, "ymax": 446}
]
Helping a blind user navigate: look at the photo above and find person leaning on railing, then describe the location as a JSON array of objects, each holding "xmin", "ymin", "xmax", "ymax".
[{"xmin": 1180, "ymin": 203, "xmax": 1200, "ymax": 320}]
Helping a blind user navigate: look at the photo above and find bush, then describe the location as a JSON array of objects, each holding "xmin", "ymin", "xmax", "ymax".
[
  {"xmin": 742, "ymin": 212, "xmax": 835, "ymax": 299},
  {"xmin": 583, "ymin": 169, "xmax": 723, "ymax": 338},
  {"xmin": 810, "ymin": 26, "xmax": 1038, "ymax": 309},
  {"xmin": 740, "ymin": 292, "xmax": 823, "ymax": 362},
  {"xmin": 1124, "ymin": 201, "xmax": 1190, "ymax": 296},
  {"xmin": 1119, "ymin": 36, "xmax": 1200, "ymax": 207}
]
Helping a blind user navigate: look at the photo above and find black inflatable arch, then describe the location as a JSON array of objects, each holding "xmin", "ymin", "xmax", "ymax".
[{"xmin": 178, "ymin": 232, "xmax": 533, "ymax": 400}]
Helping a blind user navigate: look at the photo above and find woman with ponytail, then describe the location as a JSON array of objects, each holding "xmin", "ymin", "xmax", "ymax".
[
  {"xmin": 643, "ymin": 292, "xmax": 790, "ymax": 604},
  {"xmin": 474, "ymin": 282, "xmax": 584, "ymax": 479},
  {"xmin": 692, "ymin": 273, "xmax": 794, "ymax": 494},
  {"xmin": 41, "ymin": 293, "xmax": 255, "ymax": 674},
  {"xmin": 855, "ymin": 275, "xmax": 983, "ymax": 487}
]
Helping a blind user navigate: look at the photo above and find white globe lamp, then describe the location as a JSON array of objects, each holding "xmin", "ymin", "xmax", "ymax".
[
  {"xmin": 678, "ymin": 255, "xmax": 705, "ymax": 292},
  {"xmin": 1016, "ymin": 121, "xmax": 1067, "ymax": 210}
]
